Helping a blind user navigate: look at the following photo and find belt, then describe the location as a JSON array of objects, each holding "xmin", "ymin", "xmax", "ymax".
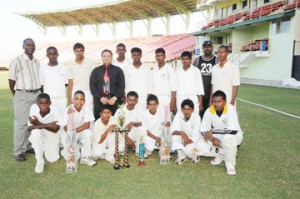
[{"xmin": 17, "ymin": 89, "xmax": 41, "ymax": 93}]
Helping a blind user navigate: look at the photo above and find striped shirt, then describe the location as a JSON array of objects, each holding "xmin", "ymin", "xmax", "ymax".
[{"xmin": 8, "ymin": 53, "xmax": 41, "ymax": 90}]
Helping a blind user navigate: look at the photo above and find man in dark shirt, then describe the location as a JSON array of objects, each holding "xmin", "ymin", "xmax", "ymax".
[
  {"xmin": 193, "ymin": 40, "xmax": 218, "ymax": 119},
  {"xmin": 90, "ymin": 49, "xmax": 125, "ymax": 120}
]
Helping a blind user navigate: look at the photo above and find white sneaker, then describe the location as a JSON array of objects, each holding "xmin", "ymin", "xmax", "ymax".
[
  {"xmin": 211, "ymin": 154, "xmax": 225, "ymax": 165},
  {"xmin": 175, "ymin": 157, "xmax": 188, "ymax": 165},
  {"xmin": 226, "ymin": 164, "xmax": 236, "ymax": 175},
  {"xmin": 191, "ymin": 156, "xmax": 200, "ymax": 163},
  {"xmin": 35, "ymin": 163, "xmax": 44, "ymax": 173},
  {"xmin": 81, "ymin": 156, "xmax": 97, "ymax": 166}
]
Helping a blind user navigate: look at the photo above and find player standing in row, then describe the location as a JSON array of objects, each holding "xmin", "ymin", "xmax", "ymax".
[
  {"xmin": 8, "ymin": 38, "xmax": 41, "ymax": 161},
  {"xmin": 112, "ymin": 43, "xmax": 132, "ymax": 72},
  {"xmin": 176, "ymin": 51, "xmax": 204, "ymax": 115},
  {"xmin": 211, "ymin": 45, "xmax": 240, "ymax": 106},
  {"xmin": 124, "ymin": 47, "xmax": 152, "ymax": 110},
  {"xmin": 193, "ymin": 41, "xmax": 217, "ymax": 118},
  {"xmin": 67, "ymin": 43, "xmax": 96, "ymax": 111},
  {"xmin": 39, "ymin": 46, "xmax": 68, "ymax": 116},
  {"xmin": 90, "ymin": 49, "xmax": 125, "ymax": 120},
  {"xmin": 152, "ymin": 48, "xmax": 177, "ymax": 114}
]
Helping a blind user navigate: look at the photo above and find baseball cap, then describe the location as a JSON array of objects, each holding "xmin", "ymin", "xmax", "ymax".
[{"xmin": 202, "ymin": 40, "xmax": 213, "ymax": 46}]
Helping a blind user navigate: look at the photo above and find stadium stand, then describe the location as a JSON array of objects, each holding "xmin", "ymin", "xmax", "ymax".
[{"xmin": 34, "ymin": 34, "xmax": 196, "ymax": 65}]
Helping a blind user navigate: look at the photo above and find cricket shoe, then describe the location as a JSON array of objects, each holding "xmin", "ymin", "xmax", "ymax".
[
  {"xmin": 211, "ymin": 154, "xmax": 225, "ymax": 165},
  {"xmin": 226, "ymin": 164, "xmax": 236, "ymax": 175},
  {"xmin": 175, "ymin": 157, "xmax": 188, "ymax": 165},
  {"xmin": 81, "ymin": 156, "xmax": 97, "ymax": 166},
  {"xmin": 35, "ymin": 162, "xmax": 45, "ymax": 174},
  {"xmin": 191, "ymin": 156, "xmax": 200, "ymax": 163}
]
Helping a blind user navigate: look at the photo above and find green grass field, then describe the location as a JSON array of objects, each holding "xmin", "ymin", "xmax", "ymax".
[{"xmin": 0, "ymin": 71, "xmax": 299, "ymax": 199}]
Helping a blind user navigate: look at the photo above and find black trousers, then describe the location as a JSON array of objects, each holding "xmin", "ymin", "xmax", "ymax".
[{"xmin": 200, "ymin": 97, "xmax": 210, "ymax": 120}]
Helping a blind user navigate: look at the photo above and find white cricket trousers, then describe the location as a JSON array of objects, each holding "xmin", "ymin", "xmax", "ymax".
[
  {"xmin": 145, "ymin": 130, "xmax": 163, "ymax": 154},
  {"xmin": 196, "ymin": 132, "xmax": 243, "ymax": 166},
  {"xmin": 29, "ymin": 129, "xmax": 60, "ymax": 164},
  {"xmin": 171, "ymin": 135, "xmax": 199, "ymax": 159},
  {"xmin": 92, "ymin": 132, "xmax": 125, "ymax": 162},
  {"xmin": 61, "ymin": 129, "xmax": 93, "ymax": 160}
]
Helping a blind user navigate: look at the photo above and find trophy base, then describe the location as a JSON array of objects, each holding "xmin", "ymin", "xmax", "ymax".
[
  {"xmin": 113, "ymin": 165, "xmax": 120, "ymax": 170},
  {"xmin": 137, "ymin": 160, "xmax": 145, "ymax": 167}
]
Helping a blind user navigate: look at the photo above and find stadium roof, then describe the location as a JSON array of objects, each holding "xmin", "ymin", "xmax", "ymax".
[{"xmin": 20, "ymin": 0, "xmax": 198, "ymax": 27}]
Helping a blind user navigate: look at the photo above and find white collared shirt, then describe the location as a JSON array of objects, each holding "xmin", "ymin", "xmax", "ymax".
[
  {"xmin": 124, "ymin": 63, "xmax": 152, "ymax": 98},
  {"xmin": 211, "ymin": 61, "xmax": 240, "ymax": 103},
  {"xmin": 175, "ymin": 65, "xmax": 204, "ymax": 97},
  {"xmin": 8, "ymin": 53, "xmax": 41, "ymax": 90},
  {"xmin": 67, "ymin": 58, "xmax": 96, "ymax": 90},
  {"xmin": 112, "ymin": 57, "xmax": 132, "ymax": 71},
  {"xmin": 62, "ymin": 104, "xmax": 94, "ymax": 128},
  {"xmin": 152, "ymin": 63, "xmax": 177, "ymax": 96},
  {"xmin": 40, "ymin": 63, "xmax": 68, "ymax": 98},
  {"xmin": 201, "ymin": 104, "xmax": 241, "ymax": 132},
  {"xmin": 93, "ymin": 116, "xmax": 118, "ymax": 143},
  {"xmin": 171, "ymin": 112, "xmax": 201, "ymax": 142},
  {"xmin": 114, "ymin": 104, "xmax": 144, "ymax": 127},
  {"xmin": 28, "ymin": 104, "xmax": 60, "ymax": 126}
]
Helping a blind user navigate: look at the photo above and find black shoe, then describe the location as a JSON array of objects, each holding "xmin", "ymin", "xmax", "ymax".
[
  {"xmin": 15, "ymin": 154, "xmax": 26, "ymax": 162},
  {"xmin": 26, "ymin": 148, "xmax": 35, "ymax": 154}
]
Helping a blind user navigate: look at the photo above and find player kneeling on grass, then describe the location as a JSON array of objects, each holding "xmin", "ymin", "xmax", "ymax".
[
  {"xmin": 92, "ymin": 106, "xmax": 125, "ymax": 164},
  {"xmin": 114, "ymin": 91, "xmax": 146, "ymax": 155},
  {"xmin": 143, "ymin": 94, "xmax": 171, "ymax": 158},
  {"xmin": 61, "ymin": 90, "xmax": 96, "ymax": 166},
  {"xmin": 171, "ymin": 99, "xmax": 201, "ymax": 165},
  {"xmin": 28, "ymin": 93, "xmax": 60, "ymax": 173},
  {"xmin": 200, "ymin": 90, "xmax": 243, "ymax": 175}
]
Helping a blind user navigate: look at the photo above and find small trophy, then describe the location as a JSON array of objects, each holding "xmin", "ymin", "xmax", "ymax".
[
  {"xmin": 138, "ymin": 136, "xmax": 146, "ymax": 167},
  {"xmin": 114, "ymin": 104, "xmax": 130, "ymax": 170},
  {"xmin": 66, "ymin": 111, "xmax": 78, "ymax": 173}
]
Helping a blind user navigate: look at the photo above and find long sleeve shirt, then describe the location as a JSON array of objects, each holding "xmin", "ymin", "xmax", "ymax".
[{"xmin": 90, "ymin": 64, "xmax": 125, "ymax": 102}]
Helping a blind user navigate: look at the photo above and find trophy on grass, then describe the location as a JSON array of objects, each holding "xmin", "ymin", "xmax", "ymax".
[
  {"xmin": 66, "ymin": 111, "xmax": 79, "ymax": 173},
  {"xmin": 114, "ymin": 104, "xmax": 130, "ymax": 170},
  {"xmin": 137, "ymin": 136, "xmax": 146, "ymax": 167}
]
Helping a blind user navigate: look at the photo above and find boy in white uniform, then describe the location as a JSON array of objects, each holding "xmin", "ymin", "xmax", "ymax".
[
  {"xmin": 200, "ymin": 90, "xmax": 243, "ymax": 175},
  {"xmin": 114, "ymin": 91, "xmax": 146, "ymax": 154},
  {"xmin": 175, "ymin": 51, "xmax": 204, "ymax": 115},
  {"xmin": 171, "ymin": 99, "xmax": 201, "ymax": 165},
  {"xmin": 124, "ymin": 47, "xmax": 152, "ymax": 110},
  {"xmin": 67, "ymin": 43, "xmax": 96, "ymax": 111},
  {"xmin": 61, "ymin": 90, "xmax": 96, "ymax": 166},
  {"xmin": 40, "ymin": 46, "xmax": 68, "ymax": 116},
  {"xmin": 210, "ymin": 45, "xmax": 240, "ymax": 106},
  {"xmin": 143, "ymin": 94, "xmax": 171, "ymax": 157},
  {"xmin": 28, "ymin": 93, "xmax": 60, "ymax": 173},
  {"xmin": 92, "ymin": 106, "xmax": 125, "ymax": 163},
  {"xmin": 112, "ymin": 43, "xmax": 132, "ymax": 72},
  {"xmin": 152, "ymin": 48, "xmax": 177, "ymax": 114}
]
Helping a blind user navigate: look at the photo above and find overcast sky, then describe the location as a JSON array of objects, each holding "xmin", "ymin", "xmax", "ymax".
[{"xmin": 0, "ymin": 0, "xmax": 203, "ymax": 62}]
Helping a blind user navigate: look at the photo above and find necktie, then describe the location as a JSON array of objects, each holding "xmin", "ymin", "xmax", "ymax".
[{"xmin": 103, "ymin": 66, "xmax": 110, "ymax": 96}]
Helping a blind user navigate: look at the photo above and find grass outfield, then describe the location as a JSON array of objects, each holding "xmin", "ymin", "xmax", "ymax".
[{"xmin": 0, "ymin": 73, "xmax": 299, "ymax": 198}]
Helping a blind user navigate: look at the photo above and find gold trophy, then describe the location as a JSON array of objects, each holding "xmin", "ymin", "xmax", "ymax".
[{"xmin": 114, "ymin": 104, "xmax": 130, "ymax": 170}]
